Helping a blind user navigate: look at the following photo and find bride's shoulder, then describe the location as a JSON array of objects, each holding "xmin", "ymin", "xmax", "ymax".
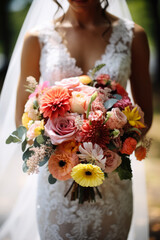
[{"xmin": 132, "ymin": 23, "xmax": 149, "ymax": 50}]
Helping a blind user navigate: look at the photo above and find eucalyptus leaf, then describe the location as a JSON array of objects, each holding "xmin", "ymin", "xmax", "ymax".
[
  {"xmin": 6, "ymin": 126, "xmax": 27, "ymax": 144},
  {"xmin": 22, "ymin": 139, "xmax": 27, "ymax": 152},
  {"xmin": 36, "ymin": 135, "xmax": 45, "ymax": 144},
  {"xmin": 6, "ymin": 135, "xmax": 21, "ymax": 144},
  {"xmin": 104, "ymin": 98, "xmax": 118, "ymax": 110},
  {"xmin": 22, "ymin": 161, "xmax": 28, "ymax": 173},
  {"xmin": 22, "ymin": 147, "xmax": 34, "ymax": 161},
  {"xmin": 48, "ymin": 174, "xmax": 57, "ymax": 184},
  {"xmin": 14, "ymin": 126, "xmax": 27, "ymax": 139},
  {"xmin": 39, "ymin": 155, "xmax": 49, "ymax": 167},
  {"xmin": 113, "ymin": 94, "xmax": 122, "ymax": 100}
]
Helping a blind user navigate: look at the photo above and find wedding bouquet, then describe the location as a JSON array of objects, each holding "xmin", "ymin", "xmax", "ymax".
[{"xmin": 6, "ymin": 64, "xmax": 149, "ymax": 203}]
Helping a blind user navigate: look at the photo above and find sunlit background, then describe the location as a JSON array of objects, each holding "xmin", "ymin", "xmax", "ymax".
[{"xmin": 0, "ymin": 0, "xmax": 160, "ymax": 239}]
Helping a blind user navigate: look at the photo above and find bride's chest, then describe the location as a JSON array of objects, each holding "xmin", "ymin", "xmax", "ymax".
[{"xmin": 38, "ymin": 18, "xmax": 134, "ymax": 88}]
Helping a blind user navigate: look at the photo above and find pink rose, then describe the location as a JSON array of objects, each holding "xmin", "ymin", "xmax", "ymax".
[
  {"xmin": 104, "ymin": 150, "xmax": 122, "ymax": 173},
  {"xmin": 106, "ymin": 108, "xmax": 127, "ymax": 129},
  {"xmin": 45, "ymin": 113, "xmax": 78, "ymax": 145},
  {"xmin": 74, "ymin": 85, "xmax": 96, "ymax": 96},
  {"xmin": 55, "ymin": 77, "xmax": 80, "ymax": 90}
]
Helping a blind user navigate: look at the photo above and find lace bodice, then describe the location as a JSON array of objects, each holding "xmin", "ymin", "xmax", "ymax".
[
  {"xmin": 35, "ymin": 18, "xmax": 134, "ymax": 240},
  {"xmin": 34, "ymin": 18, "xmax": 134, "ymax": 88}
]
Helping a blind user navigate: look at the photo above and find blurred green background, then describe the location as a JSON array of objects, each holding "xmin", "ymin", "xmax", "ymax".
[{"xmin": 0, "ymin": 0, "xmax": 160, "ymax": 239}]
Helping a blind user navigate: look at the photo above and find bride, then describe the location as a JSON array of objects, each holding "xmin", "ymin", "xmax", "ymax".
[{"xmin": 0, "ymin": 0, "xmax": 152, "ymax": 239}]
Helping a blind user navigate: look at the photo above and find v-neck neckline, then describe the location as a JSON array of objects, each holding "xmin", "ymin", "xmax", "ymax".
[{"xmin": 52, "ymin": 19, "xmax": 121, "ymax": 75}]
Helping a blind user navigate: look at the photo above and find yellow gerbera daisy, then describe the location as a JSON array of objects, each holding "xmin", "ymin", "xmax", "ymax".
[
  {"xmin": 122, "ymin": 106, "xmax": 145, "ymax": 128},
  {"xmin": 71, "ymin": 163, "xmax": 104, "ymax": 187}
]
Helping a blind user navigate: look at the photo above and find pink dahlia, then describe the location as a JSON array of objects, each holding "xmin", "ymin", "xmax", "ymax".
[
  {"xmin": 40, "ymin": 87, "xmax": 70, "ymax": 119},
  {"xmin": 77, "ymin": 120, "xmax": 110, "ymax": 149},
  {"xmin": 113, "ymin": 96, "xmax": 132, "ymax": 110}
]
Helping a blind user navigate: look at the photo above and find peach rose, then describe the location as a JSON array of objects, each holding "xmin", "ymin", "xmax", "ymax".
[
  {"xmin": 104, "ymin": 150, "xmax": 122, "ymax": 173},
  {"xmin": 106, "ymin": 108, "xmax": 127, "ymax": 129},
  {"xmin": 70, "ymin": 91, "xmax": 90, "ymax": 114}
]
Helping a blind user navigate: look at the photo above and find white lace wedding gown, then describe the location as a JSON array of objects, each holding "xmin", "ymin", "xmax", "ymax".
[{"xmin": 35, "ymin": 17, "xmax": 134, "ymax": 240}]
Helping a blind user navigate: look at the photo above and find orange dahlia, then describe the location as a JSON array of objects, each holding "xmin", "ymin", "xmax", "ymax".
[
  {"xmin": 48, "ymin": 151, "xmax": 79, "ymax": 181},
  {"xmin": 40, "ymin": 87, "xmax": 70, "ymax": 119},
  {"xmin": 121, "ymin": 137, "xmax": 137, "ymax": 155}
]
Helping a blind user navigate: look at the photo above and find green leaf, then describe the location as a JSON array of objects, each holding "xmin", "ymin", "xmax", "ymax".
[
  {"xmin": 33, "ymin": 100, "xmax": 39, "ymax": 110},
  {"xmin": 6, "ymin": 135, "xmax": 21, "ymax": 144},
  {"xmin": 48, "ymin": 174, "xmax": 57, "ymax": 184},
  {"xmin": 34, "ymin": 135, "xmax": 49, "ymax": 147},
  {"xmin": 39, "ymin": 155, "xmax": 49, "ymax": 167},
  {"xmin": 104, "ymin": 98, "xmax": 118, "ymax": 110},
  {"xmin": 36, "ymin": 135, "xmax": 45, "ymax": 144},
  {"xmin": 91, "ymin": 64, "xmax": 106, "ymax": 78},
  {"xmin": 106, "ymin": 142, "xmax": 117, "ymax": 151},
  {"xmin": 86, "ymin": 91, "xmax": 98, "ymax": 118},
  {"xmin": 22, "ymin": 147, "xmax": 34, "ymax": 161},
  {"xmin": 6, "ymin": 126, "xmax": 27, "ymax": 144},
  {"xmin": 117, "ymin": 155, "xmax": 132, "ymax": 180},
  {"xmin": 22, "ymin": 161, "xmax": 28, "ymax": 173},
  {"xmin": 22, "ymin": 139, "xmax": 27, "ymax": 152},
  {"xmin": 14, "ymin": 126, "xmax": 27, "ymax": 139},
  {"xmin": 126, "ymin": 128, "xmax": 142, "ymax": 135}
]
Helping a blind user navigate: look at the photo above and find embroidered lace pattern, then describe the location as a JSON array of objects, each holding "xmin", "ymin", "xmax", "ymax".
[{"xmin": 35, "ymin": 18, "xmax": 134, "ymax": 240}]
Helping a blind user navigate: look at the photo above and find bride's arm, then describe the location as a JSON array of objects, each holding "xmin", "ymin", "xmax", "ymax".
[
  {"xmin": 130, "ymin": 23, "xmax": 153, "ymax": 134},
  {"xmin": 15, "ymin": 32, "xmax": 41, "ymax": 127}
]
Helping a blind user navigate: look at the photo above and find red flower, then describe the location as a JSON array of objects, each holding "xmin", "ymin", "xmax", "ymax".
[
  {"xmin": 77, "ymin": 120, "xmax": 110, "ymax": 148},
  {"xmin": 135, "ymin": 146, "xmax": 147, "ymax": 161},
  {"xmin": 111, "ymin": 81, "xmax": 128, "ymax": 97},
  {"xmin": 40, "ymin": 87, "xmax": 70, "ymax": 119},
  {"xmin": 120, "ymin": 137, "xmax": 137, "ymax": 155},
  {"xmin": 116, "ymin": 83, "xmax": 128, "ymax": 97}
]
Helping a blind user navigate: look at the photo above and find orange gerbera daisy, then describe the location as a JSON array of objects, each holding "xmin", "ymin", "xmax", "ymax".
[
  {"xmin": 48, "ymin": 151, "xmax": 79, "ymax": 181},
  {"xmin": 40, "ymin": 87, "xmax": 70, "ymax": 119}
]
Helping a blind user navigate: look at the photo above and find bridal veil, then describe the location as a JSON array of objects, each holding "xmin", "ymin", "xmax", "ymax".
[{"xmin": 0, "ymin": 0, "xmax": 149, "ymax": 239}]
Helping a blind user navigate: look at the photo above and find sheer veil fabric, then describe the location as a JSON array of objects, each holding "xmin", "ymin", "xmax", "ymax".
[{"xmin": 0, "ymin": 0, "xmax": 149, "ymax": 239}]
